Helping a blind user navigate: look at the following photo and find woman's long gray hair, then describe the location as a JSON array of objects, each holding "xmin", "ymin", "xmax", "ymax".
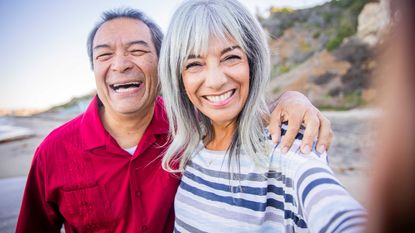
[{"xmin": 159, "ymin": 0, "xmax": 271, "ymax": 174}]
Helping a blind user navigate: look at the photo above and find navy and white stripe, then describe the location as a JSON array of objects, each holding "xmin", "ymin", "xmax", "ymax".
[{"xmin": 174, "ymin": 130, "xmax": 366, "ymax": 233}]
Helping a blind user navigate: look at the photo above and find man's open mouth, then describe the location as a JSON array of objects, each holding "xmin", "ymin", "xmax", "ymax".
[{"xmin": 110, "ymin": 82, "xmax": 143, "ymax": 93}]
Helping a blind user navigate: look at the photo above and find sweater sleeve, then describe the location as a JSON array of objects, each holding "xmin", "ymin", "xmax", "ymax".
[
  {"xmin": 16, "ymin": 146, "xmax": 63, "ymax": 233},
  {"xmin": 293, "ymin": 151, "xmax": 367, "ymax": 233}
]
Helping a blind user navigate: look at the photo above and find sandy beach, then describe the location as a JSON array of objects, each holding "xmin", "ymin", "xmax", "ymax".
[{"xmin": 0, "ymin": 108, "xmax": 378, "ymax": 232}]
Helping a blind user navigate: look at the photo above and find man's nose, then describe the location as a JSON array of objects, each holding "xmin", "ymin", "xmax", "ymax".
[
  {"xmin": 111, "ymin": 53, "xmax": 133, "ymax": 72},
  {"xmin": 204, "ymin": 66, "xmax": 227, "ymax": 89}
]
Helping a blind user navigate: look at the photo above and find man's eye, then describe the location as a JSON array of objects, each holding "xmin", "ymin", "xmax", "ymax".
[
  {"xmin": 130, "ymin": 50, "xmax": 147, "ymax": 56},
  {"xmin": 96, "ymin": 53, "xmax": 112, "ymax": 60},
  {"xmin": 185, "ymin": 62, "xmax": 202, "ymax": 70}
]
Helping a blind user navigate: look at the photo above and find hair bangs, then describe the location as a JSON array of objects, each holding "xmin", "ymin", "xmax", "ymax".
[{"xmin": 177, "ymin": 2, "xmax": 247, "ymax": 71}]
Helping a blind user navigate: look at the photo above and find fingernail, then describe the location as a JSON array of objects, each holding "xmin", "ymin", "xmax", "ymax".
[
  {"xmin": 317, "ymin": 145, "xmax": 326, "ymax": 153},
  {"xmin": 282, "ymin": 146, "xmax": 289, "ymax": 154},
  {"xmin": 302, "ymin": 145, "xmax": 311, "ymax": 154}
]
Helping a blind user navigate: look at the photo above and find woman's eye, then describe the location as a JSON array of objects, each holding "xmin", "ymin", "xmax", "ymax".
[
  {"xmin": 224, "ymin": 55, "xmax": 241, "ymax": 61},
  {"xmin": 185, "ymin": 62, "xmax": 202, "ymax": 70}
]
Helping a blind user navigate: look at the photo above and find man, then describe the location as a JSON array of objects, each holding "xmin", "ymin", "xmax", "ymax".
[{"xmin": 16, "ymin": 8, "xmax": 332, "ymax": 233}]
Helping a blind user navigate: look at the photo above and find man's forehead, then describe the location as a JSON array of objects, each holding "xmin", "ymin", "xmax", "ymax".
[{"xmin": 93, "ymin": 18, "xmax": 154, "ymax": 47}]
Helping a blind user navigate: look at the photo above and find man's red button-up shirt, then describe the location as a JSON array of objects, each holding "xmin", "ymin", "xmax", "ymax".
[{"xmin": 16, "ymin": 96, "xmax": 180, "ymax": 233}]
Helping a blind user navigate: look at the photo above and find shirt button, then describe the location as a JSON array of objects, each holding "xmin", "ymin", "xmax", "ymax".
[
  {"xmin": 135, "ymin": 191, "xmax": 142, "ymax": 197},
  {"xmin": 141, "ymin": 225, "xmax": 148, "ymax": 232}
]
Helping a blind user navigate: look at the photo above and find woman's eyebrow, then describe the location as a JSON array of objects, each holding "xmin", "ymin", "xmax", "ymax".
[
  {"xmin": 221, "ymin": 45, "xmax": 241, "ymax": 55},
  {"xmin": 187, "ymin": 54, "xmax": 201, "ymax": 59},
  {"xmin": 186, "ymin": 45, "xmax": 241, "ymax": 59}
]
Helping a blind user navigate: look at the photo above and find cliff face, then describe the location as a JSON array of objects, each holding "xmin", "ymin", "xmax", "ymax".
[
  {"xmin": 357, "ymin": 1, "xmax": 390, "ymax": 46},
  {"xmin": 263, "ymin": 0, "xmax": 389, "ymax": 109}
]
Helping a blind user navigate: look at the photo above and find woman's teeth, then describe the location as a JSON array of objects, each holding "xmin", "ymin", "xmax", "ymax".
[{"xmin": 205, "ymin": 90, "xmax": 234, "ymax": 102}]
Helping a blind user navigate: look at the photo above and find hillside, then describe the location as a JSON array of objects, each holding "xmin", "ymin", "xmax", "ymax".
[{"xmin": 262, "ymin": 0, "xmax": 389, "ymax": 109}]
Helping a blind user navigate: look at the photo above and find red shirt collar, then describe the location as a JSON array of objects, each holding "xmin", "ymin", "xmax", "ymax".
[{"xmin": 80, "ymin": 95, "xmax": 169, "ymax": 151}]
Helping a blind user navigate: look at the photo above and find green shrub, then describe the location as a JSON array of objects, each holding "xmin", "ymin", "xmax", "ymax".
[
  {"xmin": 326, "ymin": 20, "xmax": 355, "ymax": 51},
  {"xmin": 344, "ymin": 90, "xmax": 365, "ymax": 107},
  {"xmin": 300, "ymin": 41, "xmax": 311, "ymax": 52},
  {"xmin": 331, "ymin": 0, "xmax": 353, "ymax": 8},
  {"xmin": 322, "ymin": 12, "xmax": 334, "ymax": 22},
  {"xmin": 278, "ymin": 65, "xmax": 291, "ymax": 74},
  {"xmin": 326, "ymin": 35, "xmax": 343, "ymax": 51}
]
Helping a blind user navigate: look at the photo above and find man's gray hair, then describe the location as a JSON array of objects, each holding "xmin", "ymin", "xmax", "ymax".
[
  {"xmin": 159, "ymin": 0, "xmax": 271, "ymax": 174},
  {"xmin": 87, "ymin": 8, "xmax": 163, "ymax": 69}
]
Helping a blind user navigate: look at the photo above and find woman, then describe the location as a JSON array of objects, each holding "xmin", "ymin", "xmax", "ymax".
[{"xmin": 159, "ymin": 0, "xmax": 366, "ymax": 232}]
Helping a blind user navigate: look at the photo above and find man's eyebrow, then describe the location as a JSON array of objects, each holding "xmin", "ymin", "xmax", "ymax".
[
  {"xmin": 93, "ymin": 40, "xmax": 150, "ymax": 50},
  {"xmin": 93, "ymin": 44, "xmax": 111, "ymax": 50},
  {"xmin": 127, "ymin": 40, "xmax": 150, "ymax": 48},
  {"xmin": 221, "ymin": 45, "xmax": 241, "ymax": 55}
]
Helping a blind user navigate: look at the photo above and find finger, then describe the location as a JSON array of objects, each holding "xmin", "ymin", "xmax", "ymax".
[
  {"xmin": 316, "ymin": 113, "xmax": 333, "ymax": 153},
  {"xmin": 280, "ymin": 114, "xmax": 303, "ymax": 153},
  {"xmin": 270, "ymin": 124, "xmax": 282, "ymax": 144},
  {"xmin": 268, "ymin": 106, "xmax": 283, "ymax": 144},
  {"xmin": 301, "ymin": 112, "xmax": 320, "ymax": 154},
  {"xmin": 317, "ymin": 129, "xmax": 334, "ymax": 153}
]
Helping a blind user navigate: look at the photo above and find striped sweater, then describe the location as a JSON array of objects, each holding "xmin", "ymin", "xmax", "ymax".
[{"xmin": 174, "ymin": 132, "xmax": 366, "ymax": 233}]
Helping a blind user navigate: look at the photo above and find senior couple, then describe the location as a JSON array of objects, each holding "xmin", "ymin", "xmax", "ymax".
[{"xmin": 17, "ymin": 0, "xmax": 365, "ymax": 232}]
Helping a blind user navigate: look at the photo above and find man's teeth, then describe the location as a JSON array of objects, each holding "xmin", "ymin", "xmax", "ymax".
[
  {"xmin": 111, "ymin": 82, "xmax": 142, "ymax": 92},
  {"xmin": 206, "ymin": 90, "xmax": 233, "ymax": 102},
  {"xmin": 113, "ymin": 82, "xmax": 141, "ymax": 88}
]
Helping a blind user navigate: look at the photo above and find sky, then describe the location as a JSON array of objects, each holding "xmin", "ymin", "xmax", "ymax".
[{"xmin": 0, "ymin": 0, "xmax": 330, "ymax": 110}]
